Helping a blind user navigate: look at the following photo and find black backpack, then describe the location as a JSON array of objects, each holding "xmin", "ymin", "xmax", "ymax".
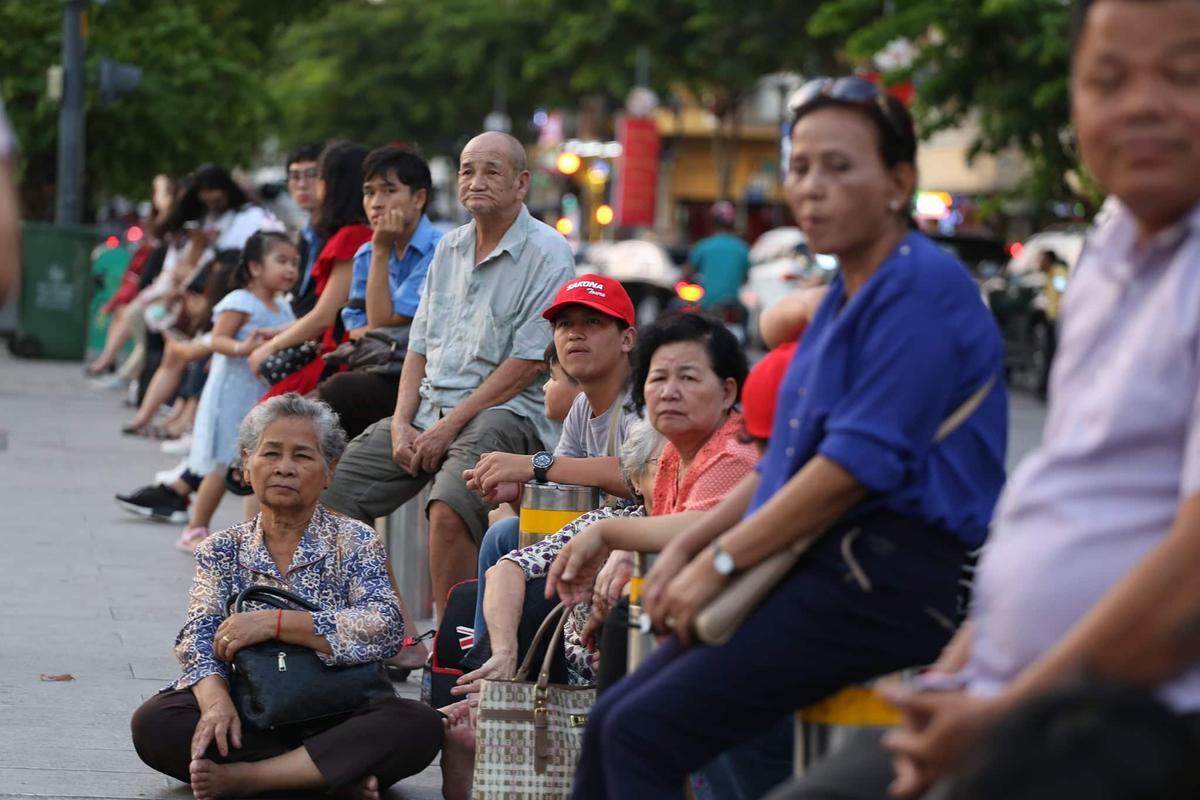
[{"xmin": 420, "ymin": 578, "xmax": 478, "ymax": 709}]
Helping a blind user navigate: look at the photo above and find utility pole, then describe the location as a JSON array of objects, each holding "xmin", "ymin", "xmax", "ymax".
[{"xmin": 54, "ymin": 0, "xmax": 87, "ymax": 225}]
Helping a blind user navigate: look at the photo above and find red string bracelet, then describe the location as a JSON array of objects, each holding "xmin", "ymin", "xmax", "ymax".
[{"xmin": 275, "ymin": 608, "xmax": 283, "ymax": 640}]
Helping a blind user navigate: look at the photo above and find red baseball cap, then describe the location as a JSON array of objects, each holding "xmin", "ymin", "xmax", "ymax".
[
  {"xmin": 542, "ymin": 273, "xmax": 636, "ymax": 327},
  {"xmin": 742, "ymin": 340, "xmax": 798, "ymax": 440}
]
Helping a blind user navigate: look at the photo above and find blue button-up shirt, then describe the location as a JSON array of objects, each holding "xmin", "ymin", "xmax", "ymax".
[
  {"xmin": 748, "ymin": 232, "xmax": 1007, "ymax": 548},
  {"xmin": 297, "ymin": 222, "xmax": 322, "ymax": 297},
  {"xmin": 341, "ymin": 215, "xmax": 441, "ymax": 332}
]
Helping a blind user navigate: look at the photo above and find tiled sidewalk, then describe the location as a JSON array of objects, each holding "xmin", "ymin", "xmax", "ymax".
[{"xmin": 0, "ymin": 350, "xmax": 441, "ymax": 799}]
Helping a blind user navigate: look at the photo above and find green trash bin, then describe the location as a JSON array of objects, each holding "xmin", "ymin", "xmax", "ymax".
[{"xmin": 11, "ymin": 221, "xmax": 100, "ymax": 360}]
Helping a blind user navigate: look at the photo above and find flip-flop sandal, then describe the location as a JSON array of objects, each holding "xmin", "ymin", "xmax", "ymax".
[
  {"xmin": 176, "ymin": 526, "xmax": 209, "ymax": 553},
  {"xmin": 385, "ymin": 631, "xmax": 436, "ymax": 682},
  {"xmin": 224, "ymin": 463, "xmax": 254, "ymax": 496}
]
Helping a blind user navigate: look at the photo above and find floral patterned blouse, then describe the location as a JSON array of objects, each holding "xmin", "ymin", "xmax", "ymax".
[
  {"xmin": 499, "ymin": 502, "xmax": 645, "ymax": 686},
  {"xmin": 172, "ymin": 503, "xmax": 403, "ymax": 690},
  {"xmin": 653, "ymin": 411, "xmax": 759, "ymax": 515}
]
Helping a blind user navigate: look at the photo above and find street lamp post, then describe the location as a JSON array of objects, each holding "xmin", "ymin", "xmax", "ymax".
[{"xmin": 55, "ymin": 0, "xmax": 87, "ymax": 225}]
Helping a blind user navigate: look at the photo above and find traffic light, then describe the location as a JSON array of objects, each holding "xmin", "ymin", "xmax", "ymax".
[{"xmin": 98, "ymin": 58, "xmax": 141, "ymax": 106}]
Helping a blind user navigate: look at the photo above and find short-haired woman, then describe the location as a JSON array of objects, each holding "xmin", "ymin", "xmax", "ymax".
[
  {"xmin": 130, "ymin": 395, "xmax": 442, "ymax": 800},
  {"xmin": 560, "ymin": 80, "xmax": 1008, "ymax": 799}
]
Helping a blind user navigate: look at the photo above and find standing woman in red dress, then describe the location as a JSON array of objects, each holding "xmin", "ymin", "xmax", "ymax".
[{"xmin": 249, "ymin": 142, "xmax": 372, "ymax": 398}]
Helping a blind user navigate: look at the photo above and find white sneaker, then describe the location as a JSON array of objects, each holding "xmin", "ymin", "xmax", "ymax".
[
  {"xmin": 154, "ymin": 459, "xmax": 188, "ymax": 485},
  {"xmin": 160, "ymin": 434, "xmax": 192, "ymax": 456},
  {"xmin": 90, "ymin": 374, "xmax": 128, "ymax": 391}
]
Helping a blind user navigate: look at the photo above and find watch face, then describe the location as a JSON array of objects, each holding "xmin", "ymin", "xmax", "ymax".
[
  {"xmin": 713, "ymin": 548, "xmax": 736, "ymax": 576},
  {"xmin": 532, "ymin": 452, "xmax": 553, "ymax": 469}
]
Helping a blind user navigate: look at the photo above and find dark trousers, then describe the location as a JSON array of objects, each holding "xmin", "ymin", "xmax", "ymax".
[
  {"xmin": 317, "ymin": 370, "xmax": 401, "ymax": 441},
  {"xmin": 571, "ymin": 513, "xmax": 966, "ymax": 800},
  {"xmin": 131, "ymin": 688, "xmax": 443, "ymax": 792}
]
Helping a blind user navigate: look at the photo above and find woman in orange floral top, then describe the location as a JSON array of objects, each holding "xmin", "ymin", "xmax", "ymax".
[
  {"xmin": 548, "ymin": 312, "xmax": 758, "ymax": 604},
  {"xmin": 131, "ymin": 395, "xmax": 441, "ymax": 800}
]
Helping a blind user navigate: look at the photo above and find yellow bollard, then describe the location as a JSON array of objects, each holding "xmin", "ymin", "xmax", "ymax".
[{"xmin": 517, "ymin": 482, "xmax": 602, "ymax": 549}]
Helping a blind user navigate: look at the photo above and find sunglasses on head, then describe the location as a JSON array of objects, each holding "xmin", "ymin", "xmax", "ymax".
[{"xmin": 787, "ymin": 76, "xmax": 904, "ymax": 136}]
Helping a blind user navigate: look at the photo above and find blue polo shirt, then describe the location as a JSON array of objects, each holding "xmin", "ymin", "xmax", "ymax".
[
  {"xmin": 748, "ymin": 232, "xmax": 1007, "ymax": 548},
  {"xmin": 341, "ymin": 215, "xmax": 441, "ymax": 331}
]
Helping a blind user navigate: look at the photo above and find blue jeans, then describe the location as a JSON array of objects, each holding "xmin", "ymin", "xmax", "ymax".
[
  {"xmin": 472, "ymin": 516, "xmax": 520, "ymax": 642},
  {"xmin": 571, "ymin": 512, "xmax": 966, "ymax": 800}
]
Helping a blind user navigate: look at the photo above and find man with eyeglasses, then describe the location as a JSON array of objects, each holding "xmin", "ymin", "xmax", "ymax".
[{"xmin": 285, "ymin": 142, "xmax": 324, "ymax": 316}]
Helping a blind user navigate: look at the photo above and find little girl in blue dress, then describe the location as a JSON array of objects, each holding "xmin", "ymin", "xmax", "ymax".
[{"xmin": 177, "ymin": 232, "xmax": 299, "ymax": 551}]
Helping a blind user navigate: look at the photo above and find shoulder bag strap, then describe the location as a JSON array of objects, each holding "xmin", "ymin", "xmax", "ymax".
[
  {"xmin": 514, "ymin": 603, "xmax": 567, "ymax": 681},
  {"xmin": 933, "ymin": 376, "xmax": 995, "ymax": 444},
  {"xmin": 228, "ymin": 584, "xmax": 321, "ymax": 617}
]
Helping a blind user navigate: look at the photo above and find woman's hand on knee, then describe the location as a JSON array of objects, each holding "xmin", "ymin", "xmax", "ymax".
[
  {"xmin": 190, "ymin": 680, "xmax": 242, "ymax": 759},
  {"xmin": 452, "ymin": 650, "xmax": 517, "ymax": 697}
]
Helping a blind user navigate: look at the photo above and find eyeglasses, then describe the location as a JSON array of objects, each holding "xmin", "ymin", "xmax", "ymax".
[
  {"xmin": 787, "ymin": 76, "xmax": 904, "ymax": 136},
  {"xmin": 287, "ymin": 167, "xmax": 319, "ymax": 183}
]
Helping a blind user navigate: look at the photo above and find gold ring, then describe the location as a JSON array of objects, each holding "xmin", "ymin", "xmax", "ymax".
[{"xmin": 221, "ymin": 635, "xmax": 232, "ymax": 644}]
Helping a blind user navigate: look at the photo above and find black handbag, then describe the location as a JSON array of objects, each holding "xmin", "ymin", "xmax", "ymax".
[
  {"xmin": 224, "ymin": 584, "xmax": 395, "ymax": 730},
  {"xmin": 259, "ymin": 341, "xmax": 321, "ymax": 385}
]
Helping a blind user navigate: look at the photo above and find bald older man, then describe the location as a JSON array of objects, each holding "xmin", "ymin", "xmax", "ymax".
[{"xmin": 322, "ymin": 132, "xmax": 575, "ymax": 618}]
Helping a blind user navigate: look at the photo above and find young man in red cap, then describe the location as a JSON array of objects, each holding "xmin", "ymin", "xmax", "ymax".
[{"xmin": 459, "ymin": 273, "xmax": 641, "ymax": 677}]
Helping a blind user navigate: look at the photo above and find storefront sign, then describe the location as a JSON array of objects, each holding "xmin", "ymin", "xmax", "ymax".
[{"xmin": 613, "ymin": 116, "xmax": 660, "ymax": 228}]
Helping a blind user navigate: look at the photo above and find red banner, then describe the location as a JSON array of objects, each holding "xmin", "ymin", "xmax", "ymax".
[{"xmin": 613, "ymin": 116, "xmax": 660, "ymax": 228}]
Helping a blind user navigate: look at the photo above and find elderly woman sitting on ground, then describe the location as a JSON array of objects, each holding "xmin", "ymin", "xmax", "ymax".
[{"xmin": 130, "ymin": 394, "xmax": 442, "ymax": 800}]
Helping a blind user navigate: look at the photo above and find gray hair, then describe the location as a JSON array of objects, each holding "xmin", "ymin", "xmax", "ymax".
[
  {"xmin": 238, "ymin": 393, "xmax": 347, "ymax": 473},
  {"xmin": 618, "ymin": 416, "xmax": 664, "ymax": 497}
]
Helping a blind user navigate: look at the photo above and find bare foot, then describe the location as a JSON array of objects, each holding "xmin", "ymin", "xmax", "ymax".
[
  {"xmin": 440, "ymin": 715, "xmax": 476, "ymax": 800},
  {"xmin": 337, "ymin": 775, "xmax": 380, "ymax": 800},
  {"xmin": 190, "ymin": 759, "xmax": 234, "ymax": 800},
  {"xmin": 389, "ymin": 640, "xmax": 429, "ymax": 671}
]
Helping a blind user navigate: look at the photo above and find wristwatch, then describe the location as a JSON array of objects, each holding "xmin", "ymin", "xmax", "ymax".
[
  {"xmin": 531, "ymin": 451, "xmax": 555, "ymax": 483},
  {"xmin": 711, "ymin": 543, "xmax": 737, "ymax": 577}
]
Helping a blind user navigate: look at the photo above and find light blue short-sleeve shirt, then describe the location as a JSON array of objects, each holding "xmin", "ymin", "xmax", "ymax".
[
  {"xmin": 341, "ymin": 215, "xmax": 441, "ymax": 331},
  {"xmin": 408, "ymin": 205, "xmax": 576, "ymax": 448}
]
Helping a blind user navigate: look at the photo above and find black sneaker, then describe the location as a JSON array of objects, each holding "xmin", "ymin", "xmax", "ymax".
[{"xmin": 115, "ymin": 484, "xmax": 189, "ymax": 523}]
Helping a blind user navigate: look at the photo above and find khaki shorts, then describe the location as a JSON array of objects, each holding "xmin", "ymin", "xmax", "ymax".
[{"xmin": 320, "ymin": 408, "xmax": 544, "ymax": 545}]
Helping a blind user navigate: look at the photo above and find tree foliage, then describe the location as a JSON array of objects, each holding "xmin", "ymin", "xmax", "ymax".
[
  {"xmin": 810, "ymin": 0, "xmax": 1079, "ymax": 205},
  {"xmin": 270, "ymin": 0, "xmax": 837, "ymax": 198},
  {"xmin": 0, "ymin": 0, "xmax": 330, "ymax": 218},
  {"xmin": 268, "ymin": 0, "xmax": 552, "ymax": 158},
  {"xmin": 2, "ymin": 0, "xmax": 1086, "ymax": 218}
]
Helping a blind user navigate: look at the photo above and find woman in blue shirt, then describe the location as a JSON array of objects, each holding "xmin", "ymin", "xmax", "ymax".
[{"xmin": 552, "ymin": 79, "xmax": 1007, "ymax": 800}]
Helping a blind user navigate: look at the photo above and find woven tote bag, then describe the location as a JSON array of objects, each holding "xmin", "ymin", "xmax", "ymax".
[{"xmin": 472, "ymin": 603, "xmax": 596, "ymax": 799}]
